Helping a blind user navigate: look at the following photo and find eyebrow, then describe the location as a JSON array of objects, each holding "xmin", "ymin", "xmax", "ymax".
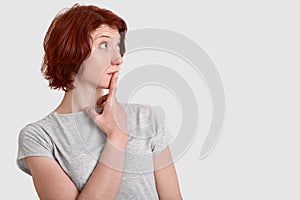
[
  {"xmin": 96, "ymin": 35, "xmax": 121, "ymax": 40},
  {"xmin": 97, "ymin": 35, "xmax": 110, "ymax": 38}
]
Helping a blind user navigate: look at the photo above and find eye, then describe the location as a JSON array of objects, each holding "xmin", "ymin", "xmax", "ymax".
[{"xmin": 99, "ymin": 42, "xmax": 108, "ymax": 49}]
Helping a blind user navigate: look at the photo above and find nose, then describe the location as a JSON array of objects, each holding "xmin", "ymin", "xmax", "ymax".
[{"xmin": 111, "ymin": 54, "xmax": 123, "ymax": 66}]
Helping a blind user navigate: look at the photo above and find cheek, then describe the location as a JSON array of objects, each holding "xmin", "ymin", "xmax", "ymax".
[{"xmin": 78, "ymin": 49, "xmax": 112, "ymax": 83}]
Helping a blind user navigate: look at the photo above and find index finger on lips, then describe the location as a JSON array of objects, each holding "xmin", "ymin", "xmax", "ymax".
[{"xmin": 108, "ymin": 72, "xmax": 119, "ymax": 99}]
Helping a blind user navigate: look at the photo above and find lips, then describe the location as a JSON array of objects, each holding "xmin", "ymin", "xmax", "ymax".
[
  {"xmin": 107, "ymin": 70, "xmax": 119, "ymax": 75},
  {"xmin": 106, "ymin": 65, "xmax": 120, "ymax": 75}
]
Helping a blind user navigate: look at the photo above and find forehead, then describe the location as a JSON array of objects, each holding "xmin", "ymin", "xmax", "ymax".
[{"xmin": 91, "ymin": 24, "xmax": 120, "ymax": 39}]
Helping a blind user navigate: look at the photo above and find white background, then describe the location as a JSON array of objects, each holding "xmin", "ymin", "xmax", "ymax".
[{"xmin": 1, "ymin": 0, "xmax": 299, "ymax": 199}]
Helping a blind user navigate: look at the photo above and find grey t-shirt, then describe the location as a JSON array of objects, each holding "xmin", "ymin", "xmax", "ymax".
[{"xmin": 16, "ymin": 103, "xmax": 172, "ymax": 199}]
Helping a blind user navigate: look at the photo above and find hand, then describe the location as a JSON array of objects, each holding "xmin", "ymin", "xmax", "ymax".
[{"xmin": 85, "ymin": 72, "xmax": 128, "ymax": 148}]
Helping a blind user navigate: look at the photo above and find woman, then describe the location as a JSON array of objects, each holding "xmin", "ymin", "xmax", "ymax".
[{"xmin": 16, "ymin": 4, "xmax": 182, "ymax": 200}]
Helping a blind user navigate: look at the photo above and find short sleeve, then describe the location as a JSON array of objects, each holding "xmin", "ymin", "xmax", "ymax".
[
  {"xmin": 16, "ymin": 124, "xmax": 55, "ymax": 176},
  {"xmin": 150, "ymin": 105, "xmax": 173, "ymax": 156}
]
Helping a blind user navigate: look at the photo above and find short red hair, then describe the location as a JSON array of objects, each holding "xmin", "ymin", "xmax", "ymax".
[{"xmin": 41, "ymin": 4, "xmax": 127, "ymax": 91}]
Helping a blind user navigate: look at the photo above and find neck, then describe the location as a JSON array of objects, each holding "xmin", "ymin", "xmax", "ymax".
[{"xmin": 54, "ymin": 82, "xmax": 105, "ymax": 114}]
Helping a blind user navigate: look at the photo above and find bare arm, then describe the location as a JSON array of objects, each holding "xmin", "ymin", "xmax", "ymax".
[
  {"xmin": 26, "ymin": 157, "xmax": 79, "ymax": 200},
  {"xmin": 154, "ymin": 146, "xmax": 183, "ymax": 200},
  {"xmin": 26, "ymin": 135, "xmax": 127, "ymax": 200}
]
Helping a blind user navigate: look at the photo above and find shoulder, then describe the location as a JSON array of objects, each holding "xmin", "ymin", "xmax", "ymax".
[
  {"xmin": 18, "ymin": 113, "xmax": 55, "ymax": 143},
  {"xmin": 17, "ymin": 114, "xmax": 56, "ymax": 175}
]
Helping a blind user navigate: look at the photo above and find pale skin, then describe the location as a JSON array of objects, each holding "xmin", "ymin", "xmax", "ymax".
[{"xmin": 26, "ymin": 25, "xmax": 183, "ymax": 200}]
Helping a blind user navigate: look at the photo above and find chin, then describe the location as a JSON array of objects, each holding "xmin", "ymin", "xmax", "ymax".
[
  {"xmin": 96, "ymin": 84, "xmax": 109, "ymax": 89},
  {"xmin": 96, "ymin": 81, "xmax": 109, "ymax": 89},
  {"xmin": 97, "ymin": 75, "xmax": 111, "ymax": 89}
]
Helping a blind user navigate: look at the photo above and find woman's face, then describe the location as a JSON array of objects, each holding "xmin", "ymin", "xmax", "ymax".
[{"xmin": 76, "ymin": 24, "xmax": 123, "ymax": 89}]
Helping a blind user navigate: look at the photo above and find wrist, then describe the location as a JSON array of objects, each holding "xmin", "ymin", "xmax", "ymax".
[
  {"xmin": 108, "ymin": 131, "xmax": 128, "ymax": 150},
  {"xmin": 100, "ymin": 138, "xmax": 126, "ymax": 170}
]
